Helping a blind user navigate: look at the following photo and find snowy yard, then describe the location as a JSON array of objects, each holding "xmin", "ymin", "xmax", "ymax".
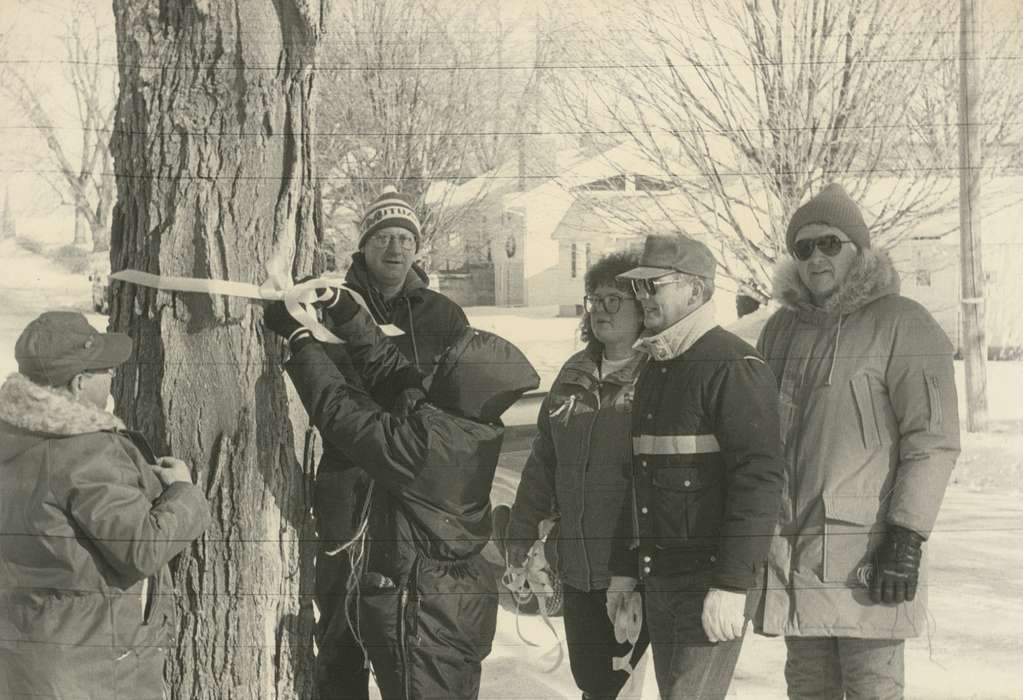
[{"xmin": 1, "ymin": 238, "xmax": 1022, "ymax": 698}]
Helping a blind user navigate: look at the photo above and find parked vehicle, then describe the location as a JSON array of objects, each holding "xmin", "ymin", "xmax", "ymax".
[{"xmin": 88, "ymin": 254, "xmax": 110, "ymax": 314}]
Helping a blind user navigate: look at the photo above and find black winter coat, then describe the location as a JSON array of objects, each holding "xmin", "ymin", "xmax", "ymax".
[
  {"xmin": 610, "ymin": 308, "xmax": 785, "ymax": 593},
  {"xmin": 285, "ymin": 308, "xmax": 538, "ymax": 699},
  {"xmin": 314, "ymin": 254, "xmax": 468, "ymax": 549}
]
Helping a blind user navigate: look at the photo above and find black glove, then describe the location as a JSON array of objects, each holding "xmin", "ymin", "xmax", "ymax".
[
  {"xmin": 295, "ymin": 275, "xmax": 344, "ymax": 309},
  {"xmin": 392, "ymin": 387, "xmax": 426, "ymax": 420},
  {"xmin": 320, "ymin": 288, "xmax": 361, "ymax": 326},
  {"xmin": 870, "ymin": 525, "xmax": 925, "ymax": 604},
  {"xmin": 263, "ymin": 300, "xmax": 315, "ymax": 354}
]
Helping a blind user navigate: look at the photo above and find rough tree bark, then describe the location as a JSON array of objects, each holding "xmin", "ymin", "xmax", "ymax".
[{"xmin": 109, "ymin": 2, "xmax": 325, "ymax": 697}]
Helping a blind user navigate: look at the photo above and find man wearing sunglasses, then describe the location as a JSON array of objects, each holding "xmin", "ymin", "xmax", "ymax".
[
  {"xmin": 606, "ymin": 234, "xmax": 785, "ymax": 700},
  {"xmin": 311, "ymin": 186, "xmax": 469, "ymax": 699},
  {"xmin": 752, "ymin": 183, "xmax": 961, "ymax": 699}
]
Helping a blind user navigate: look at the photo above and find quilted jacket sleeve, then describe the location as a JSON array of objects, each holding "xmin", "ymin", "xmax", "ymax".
[
  {"xmin": 708, "ymin": 354, "xmax": 786, "ymax": 591},
  {"xmin": 884, "ymin": 304, "xmax": 961, "ymax": 537},
  {"xmin": 56, "ymin": 434, "xmax": 210, "ymax": 582},
  {"xmin": 286, "ymin": 342, "xmax": 430, "ymax": 491},
  {"xmin": 506, "ymin": 394, "xmax": 558, "ymax": 562}
]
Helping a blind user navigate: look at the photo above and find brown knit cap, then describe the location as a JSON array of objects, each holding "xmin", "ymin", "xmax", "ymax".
[{"xmin": 786, "ymin": 183, "xmax": 870, "ymax": 253}]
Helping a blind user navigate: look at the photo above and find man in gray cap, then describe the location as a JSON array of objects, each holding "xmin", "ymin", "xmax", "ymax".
[
  {"xmin": 752, "ymin": 183, "xmax": 960, "ymax": 699},
  {"xmin": 606, "ymin": 235, "xmax": 785, "ymax": 699},
  {"xmin": 0, "ymin": 310, "xmax": 210, "ymax": 699}
]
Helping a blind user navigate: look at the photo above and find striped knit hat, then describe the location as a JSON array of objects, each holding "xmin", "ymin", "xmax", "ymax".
[{"xmin": 358, "ymin": 186, "xmax": 421, "ymax": 251}]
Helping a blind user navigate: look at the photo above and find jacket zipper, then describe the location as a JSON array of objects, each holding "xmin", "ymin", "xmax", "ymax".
[
  {"xmin": 578, "ymin": 386, "xmax": 600, "ymax": 587},
  {"xmin": 399, "ymin": 586, "xmax": 411, "ymax": 700}
]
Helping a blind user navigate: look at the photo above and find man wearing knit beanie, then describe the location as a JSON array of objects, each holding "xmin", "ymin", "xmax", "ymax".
[
  {"xmin": 751, "ymin": 183, "xmax": 961, "ymax": 699},
  {"xmin": 308, "ymin": 185, "xmax": 468, "ymax": 700},
  {"xmin": 358, "ymin": 186, "xmax": 422, "ymax": 252},
  {"xmin": 785, "ymin": 182, "xmax": 870, "ymax": 254}
]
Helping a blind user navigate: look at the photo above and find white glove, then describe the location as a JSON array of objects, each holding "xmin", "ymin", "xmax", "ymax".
[
  {"xmin": 701, "ymin": 588, "xmax": 748, "ymax": 643},
  {"xmin": 613, "ymin": 590, "xmax": 643, "ymax": 645},
  {"xmin": 605, "ymin": 576, "xmax": 638, "ymax": 625}
]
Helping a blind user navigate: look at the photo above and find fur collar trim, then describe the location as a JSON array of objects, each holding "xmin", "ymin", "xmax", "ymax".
[
  {"xmin": 773, "ymin": 249, "xmax": 900, "ymax": 316},
  {"xmin": 0, "ymin": 373, "xmax": 124, "ymax": 436}
]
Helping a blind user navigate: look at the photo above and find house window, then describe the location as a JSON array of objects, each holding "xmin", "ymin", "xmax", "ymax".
[
  {"xmin": 580, "ymin": 175, "xmax": 627, "ymax": 191},
  {"xmin": 570, "ymin": 243, "xmax": 578, "ymax": 278},
  {"xmin": 915, "ymin": 270, "xmax": 931, "ymax": 287},
  {"xmin": 635, "ymin": 175, "xmax": 674, "ymax": 191},
  {"xmin": 585, "ymin": 242, "xmax": 592, "ymax": 271}
]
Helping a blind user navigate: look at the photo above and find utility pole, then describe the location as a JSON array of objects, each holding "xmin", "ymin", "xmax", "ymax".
[{"xmin": 958, "ymin": 0, "xmax": 988, "ymax": 432}]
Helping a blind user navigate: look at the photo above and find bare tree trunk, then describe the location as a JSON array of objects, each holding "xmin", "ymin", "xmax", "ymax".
[
  {"xmin": 73, "ymin": 211, "xmax": 89, "ymax": 246},
  {"xmin": 109, "ymin": 2, "xmax": 324, "ymax": 697}
]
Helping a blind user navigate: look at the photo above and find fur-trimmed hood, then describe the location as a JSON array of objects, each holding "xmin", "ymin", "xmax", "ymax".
[
  {"xmin": 773, "ymin": 249, "xmax": 900, "ymax": 319},
  {"xmin": 0, "ymin": 373, "xmax": 124, "ymax": 462}
]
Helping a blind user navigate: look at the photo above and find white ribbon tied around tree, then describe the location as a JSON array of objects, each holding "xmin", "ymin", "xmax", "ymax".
[{"xmin": 107, "ymin": 269, "xmax": 403, "ymax": 341}]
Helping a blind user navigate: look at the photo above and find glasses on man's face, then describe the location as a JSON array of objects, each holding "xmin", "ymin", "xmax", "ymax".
[
  {"xmin": 84, "ymin": 367, "xmax": 116, "ymax": 378},
  {"xmin": 792, "ymin": 235, "xmax": 855, "ymax": 261},
  {"xmin": 366, "ymin": 231, "xmax": 416, "ymax": 253},
  {"xmin": 583, "ymin": 293, "xmax": 635, "ymax": 314},
  {"xmin": 628, "ymin": 274, "xmax": 689, "ymax": 300}
]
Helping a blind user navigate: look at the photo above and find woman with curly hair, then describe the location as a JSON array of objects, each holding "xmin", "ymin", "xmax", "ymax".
[{"xmin": 506, "ymin": 250, "xmax": 650, "ymax": 699}]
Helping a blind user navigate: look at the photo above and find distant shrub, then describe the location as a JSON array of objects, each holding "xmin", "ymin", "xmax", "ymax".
[
  {"xmin": 50, "ymin": 244, "xmax": 92, "ymax": 274},
  {"xmin": 15, "ymin": 236, "xmax": 45, "ymax": 256}
]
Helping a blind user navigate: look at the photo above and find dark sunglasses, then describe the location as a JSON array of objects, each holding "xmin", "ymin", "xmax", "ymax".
[
  {"xmin": 627, "ymin": 275, "xmax": 689, "ymax": 300},
  {"xmin": 792, "ymin": 235, "xmax": 856, "ymax": 261},
  {"xmin": 583, "ymin": 294, "xmax": 635, "ymax": 314}
]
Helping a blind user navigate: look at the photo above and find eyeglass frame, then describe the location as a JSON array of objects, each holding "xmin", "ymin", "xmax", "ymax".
[
  {"xmin": 365, "ymin": 229, "xmax": 417, "ymax": 252},
  {"xmin": 627, "ymin": 273, "xmax": 694, "ymax": 300},
  {"xmin": 583, "ymin": 292, "xmax": 636, "ymax": 314},
  {"xmin": 792, "ymin": 234, "xmax": 856, "ymax": 261},
  {"xmin": 83, "ymin": 367, "xmax": 116, "ymax": 378}
]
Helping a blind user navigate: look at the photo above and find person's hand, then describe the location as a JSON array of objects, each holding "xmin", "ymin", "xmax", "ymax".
[
  {"xmin": 263, "ymin": 299, "xmax": 302, "ymax": 339},
  {"xmin": 504, "ymin": 540, "xmax": 531, "ymax": 569},
  {"xmin": 392, "ymin": 387, "xmax": 426, "ymax": 420},
  {"xmin": 263, "ymin": 300, "xmax": 316, "ymax": 353},
  {"xmin": 613, "ymin": 590, "xmax": 643, "ymax": 644},
  {"xmin": 701, "ymin": 588, "xmax": 747, "ymax": 642},
  {"xmin": 295, "ymin": 275, "xmax": 344, "ymax": 309},
  {"xmin": 151, "ymin": 457, "xmax": 193, "ymax": 487},
  {"xmin": 870, "ymin": 525, "xmax": 925, "ymax": 604},
  {"xmin": 320, "ymin": 287, "xmax": 361, "ymax": 325},
  {"xmin": 606, "ymin": 576, "xmax": 638, "ymax": 625}
]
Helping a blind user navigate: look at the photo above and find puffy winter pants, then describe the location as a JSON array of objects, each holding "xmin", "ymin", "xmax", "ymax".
[
  {"xmin": 784, "ymin": 637, "xmax": 905, "ymax": 700},
  {"xmin": 562, "ymin": 584, "xmax": 650, "ymax": 699},
  {"xmin": 643, "ymin": 573, "xmax": 744, "ymax": 700},
  {"xmin": 315, "ymin": 546, "xmax": 371, "ymax": 700}
]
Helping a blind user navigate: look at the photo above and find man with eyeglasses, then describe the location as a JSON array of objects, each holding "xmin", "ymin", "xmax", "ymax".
[
  {"xmin": 751, "ymin": 183, "xmax": 960, "ymax": 699},
  {"xmin": 0, "ymin": 311, "xmax": 210, "ymax": 698},
  {"xmin": 605, "ymin": 234, "xmax": 785, "ymax": 699},
  {"xmin": 312, "ymin": 186, "xmax": 469, "ymax": 699}
]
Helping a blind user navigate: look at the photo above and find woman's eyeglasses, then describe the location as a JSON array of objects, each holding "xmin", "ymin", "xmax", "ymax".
[
  {"xmin": 583, "ymin": 294, "xmax": 635, "ymax": 314},
  {"xmin": 792, "ymin": 235, "xmax": 855, "ymax": 261}
]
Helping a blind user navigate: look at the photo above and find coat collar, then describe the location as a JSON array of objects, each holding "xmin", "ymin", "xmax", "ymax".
[
  {"xmin": 773, "ymin": 249, "xmax": 900, "ymax": 322},
  {"xmin": 0, "ymin": 372, "xmax": 124, "ymax": 440},
  {"xmin": 633, "ymin": 300, "xmax": 717, "ymax": 361}
]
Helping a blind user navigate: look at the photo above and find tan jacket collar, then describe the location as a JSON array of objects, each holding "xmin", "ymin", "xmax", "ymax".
[{"xmin": 634, "ymin": 301, "xmax": 717, "ymax": 361}]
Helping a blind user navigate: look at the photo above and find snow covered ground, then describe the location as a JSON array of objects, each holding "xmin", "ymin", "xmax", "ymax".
[{"xmin": 2, "ymin": 237, "xmax": 1022, "ymax": 698}]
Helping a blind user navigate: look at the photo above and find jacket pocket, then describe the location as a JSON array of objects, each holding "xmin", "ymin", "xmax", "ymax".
[
  {"xmin": 850, "ymin": 374, "xmax": 881, "ymax": 450},
  {"xmin": 821, "ymin": 494, "xmax": 883, "ymax": 584},
  {"xmin": 651, "ymin": 465, "xmax": 724, "ymax": 547},
  {"xmin": 925, "ymin": 372, "xmax": 943, "ymax": 433}
]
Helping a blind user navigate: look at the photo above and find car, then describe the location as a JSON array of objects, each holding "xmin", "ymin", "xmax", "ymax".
[{"xmin": 88, "ymin": 253, "xmax": 111, "ymax": 314}]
